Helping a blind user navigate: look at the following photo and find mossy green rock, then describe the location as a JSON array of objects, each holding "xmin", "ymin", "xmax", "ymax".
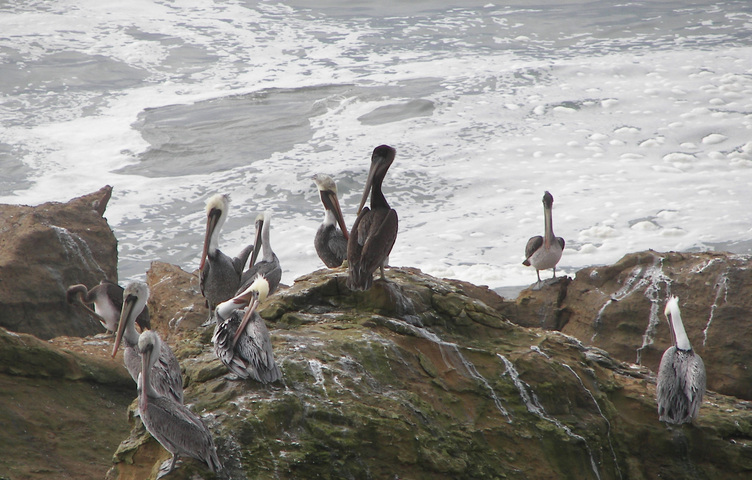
[{"xmin": 107, "ymin": 265, "xmax": 752, "ymax": 480}]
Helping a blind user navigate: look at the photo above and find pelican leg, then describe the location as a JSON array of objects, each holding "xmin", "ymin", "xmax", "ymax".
[
  {"xmin": 157, "ymin": 454, "xmax": 178, "ymax": 478},
  {"xmin": 378, "ymin": 264, "xmax": 392, "ymax": 284},
  {"xmin": 200, "ymin": 311, "xmax": 214, "ymax": 328},
  {"xmin": 530, "ymin": 270, "xmax": 543, "ymax": 291}
]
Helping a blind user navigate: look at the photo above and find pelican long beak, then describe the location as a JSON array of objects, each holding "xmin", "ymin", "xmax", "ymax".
[
  {"xmin": 112, "ymin": 294, "xmax": 136, "ymax": 358},
  {"xmin": 357, "ymin": 146, "xmax": 395, "ymax": 214},
  {"xmin": 542, "ymin": 191, "xmax": 555, "ymax": 248},
  {"xmin": 231, "ymin": 294, "xmax": 260, "ymax": 349},
  {"xmin": 664, "ymin": 297, "xmax": 680, "ymax": 347},
  {"xmin": 321, "ymin": 190, "xmax": 349, "ymax": 240},
  {"xmin": 200, "ymin": 209, "xmax": 221, "ymax": 271},
  {"xmin": 249, "ymin": 217, "xmax": 264, "ymax": 267},
  {"xmin": 664, "ymin": 311, "xmax": 677, "ymax": 347},
  {"xmin": 215, "ymin": 275, "xmax": 265, "ymax": 320},
  {"xmin": 357, "ymin": 162, "xmax": 377, "ymax": 215},
  {"xmin": 139, "ymin": 350, "xmax": 152, "ymax": 410}
]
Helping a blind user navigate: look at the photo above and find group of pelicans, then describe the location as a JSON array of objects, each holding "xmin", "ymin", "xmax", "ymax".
[
  {"xmin": 64, "ymin": 145, "xmax": 706, "ymax": 475},
  {"xmin": 61, "ymin": 145, "xmax": 398, "ymax": 475}
]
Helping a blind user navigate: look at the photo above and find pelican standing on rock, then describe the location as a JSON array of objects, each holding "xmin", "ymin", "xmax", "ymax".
[
  {"xmin": 111, "ymin": 281, "xmax": 184, "ymax": 404},
  {"xmin": 656, "ymin": 296, "xmax": 706, "ymax": 424},
  {"xmin": 237, "ymin": 211, "xmax": 281, "ymax": 295},
  {"xmin": 347, "ymin": 145, "xmax": 398, "ymax": 291},
  {"xmin": 137, "ymin": 330, "xmax": 222, "ymax": 475},
  {"xmin": 523, "ymin": 191, "xmax": 565, "ymax": 284},
  {"xmin": 199, "ymin": 194, "xmax": 254, "ymax": 312},
  {"xmin": 313, "ymin": 174, "xmax": 349, "ymax": 268},
  {"xmin": 67, "ymin": 280, "xmax": 150, "ymax": 333},
  {"xmin": 213, "ymin": 275, "xmax": 282, "ymax": 383}
]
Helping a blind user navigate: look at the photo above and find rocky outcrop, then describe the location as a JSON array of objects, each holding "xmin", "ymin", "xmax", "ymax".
[
  {"xmin": 4, "ymin": 203, "xmax": 752, "ymax": 480},
  {"xmin": 107, "ymin": 264, "xmax": 752, "ymax": 480},
  {"xmin": 144, "ymin": 261, "xmax": 206, "ymax": 336},
  {"xmin": 0, "ymin": 186, "xmax": 118, "ymax": 339},
  {"xmin": 0, "ymin": 327, "xmax": 134, "ymax": 479},
  {"xmin": 511, "ymin": 250, "xmax": 752, "ymax": 401}
]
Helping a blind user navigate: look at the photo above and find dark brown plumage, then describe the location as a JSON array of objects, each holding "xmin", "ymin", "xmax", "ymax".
[{"xmin": 347, "ymin": 145, "xmax": 398, "ymax": 291}]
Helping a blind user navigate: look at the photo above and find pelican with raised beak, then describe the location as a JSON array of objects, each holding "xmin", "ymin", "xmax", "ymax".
[
  {"xmin": 523, "ymin": 191, "xmax": 565, "ymax": 284},
  {"xmin": 347, "ymin": 145, "xmax": 398, "ymax": 290}
]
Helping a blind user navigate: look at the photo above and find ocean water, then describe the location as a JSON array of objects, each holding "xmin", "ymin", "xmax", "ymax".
[{"xmin": 1, "ymin": 0, "xmax": 751, "ymax": 294}]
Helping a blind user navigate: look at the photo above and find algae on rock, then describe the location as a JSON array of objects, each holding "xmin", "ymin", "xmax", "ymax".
[{"xmin": 107, "ymin": 264, "xmax": 752, "ymax": 480}]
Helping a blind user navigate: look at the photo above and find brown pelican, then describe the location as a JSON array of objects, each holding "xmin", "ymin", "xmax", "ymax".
[
  {"xmin": 67, "ymin": 280, "xmax": 150, "ymax": 333},
  {"xmin": 656, "ymin": 296, "xmax": 706, "ymax": 424},
  {"xmin": 237, "ymin": 211, "xmax": 281, "ymax": 296},
  {"xmin": 111, "ymin": 281, "xmax": 183, "ymax": 404},
  {"xmin": 523, "ymin": 191, "xmax": 565, "ymax": 283},
  {"xmin": 137, "ymin": 330, "xmax": 222, "ymax": 475},
  {"xmin": 347, "ymin": 145, "xmax": 398, "ymax": 291},
  {"xmin": 213, "ymin": 275, "xmax": 282, "ymax": 383},
  {"xmin": 313, "ymin": 174, "xmax": 349, "ymax": 268},
  {"xmin": 199, "ymin": 194, "xmax": 254, "ymax": 312}
]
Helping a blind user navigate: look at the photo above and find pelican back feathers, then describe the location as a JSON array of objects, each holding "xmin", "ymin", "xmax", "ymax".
[{"xmin": 138, "ymin": 331, "xmax": 221, "ymax": 473}]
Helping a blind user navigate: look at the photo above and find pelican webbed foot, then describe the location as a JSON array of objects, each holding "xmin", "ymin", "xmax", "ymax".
[
  {"xmin": 377, "ymin": 265, "xmax": 395, "ymax": 284},
  {"xmin": 157, "ymin": 455, "xmax": 179, "ymax": 478},
  {"xmin": 200, "ymin": 313, "xmax": 215, "ymax": 328}
]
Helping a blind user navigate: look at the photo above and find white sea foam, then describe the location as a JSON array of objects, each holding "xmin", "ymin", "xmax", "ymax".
[{"xmin": 1, "ymin": 1, "xmax": 751, "ymax": 292}]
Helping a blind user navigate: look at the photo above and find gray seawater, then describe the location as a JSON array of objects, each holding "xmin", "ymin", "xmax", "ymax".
[{"xmin": 1, "ymin": 0, "xmax": 751, "ymax": 288}]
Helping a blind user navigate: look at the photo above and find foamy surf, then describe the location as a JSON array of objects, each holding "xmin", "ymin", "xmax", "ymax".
[{"xmin": 1, "ymin": 1, "xmax": 751, "ymax": 292}]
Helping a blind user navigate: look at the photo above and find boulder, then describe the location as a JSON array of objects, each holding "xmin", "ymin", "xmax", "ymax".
[
  {"xmin": 499, "ymin": 276, "xmax": 572, "ymax": 330},
  {"xmin": 107, "ymin": 265, "xmax": 752, "ymax": 480},
  {"xmin": 509, "ymin": 250, "xmax": 752, "ymax": 401},
  {"xmin": 0, "ymin": 327, "xmax": 134, "ymax": 479},
  {"xmin": 144, "ymin": 261, "xmax": 206, "ymax": 336},
  {"xmin": 2, "ymin": 195, "xmax": 750, "ymax": 480},
  {"xmin": 0, "ymin": 186, "xmax": 117, "ymax": 339}
]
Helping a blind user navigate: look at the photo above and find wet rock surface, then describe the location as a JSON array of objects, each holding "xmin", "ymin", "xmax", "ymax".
[
  {"xmin": 4, "ymin": 199, "xmax": 752, "ymax": 480},
  {"xmin": 104, "ymin": 263, "xmax": 752, "ymax": 480},
  {"xmin": 0, "ymin": 186, "xmax": 118, "ymax": 339},
  {"xmin": 512, "ymin": 250, "xmax": 752, "ymax": 401}
]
